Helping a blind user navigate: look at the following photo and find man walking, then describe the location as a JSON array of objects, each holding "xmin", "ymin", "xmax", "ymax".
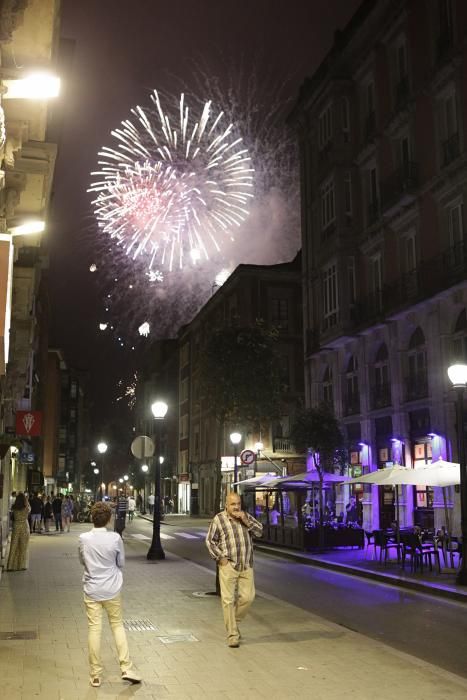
[
  {"xmin": 114, "ymin": 493, "xmax": 128, "ymax": 538},
  {"xmin": 205, "ymin": 492, "xmax": 262, "ymax": 648},
  {"xmin": 52, "ymin": 493, "xmax": 63, "ymax": 531},
  {"xmin": 78, "ymin": 502, "xmax": 141, "ymax": 688}
]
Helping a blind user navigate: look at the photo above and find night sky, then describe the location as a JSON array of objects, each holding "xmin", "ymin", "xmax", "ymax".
[{"xmin": 49, "ymin": 0, "xmax": 360, "ymax": 429}]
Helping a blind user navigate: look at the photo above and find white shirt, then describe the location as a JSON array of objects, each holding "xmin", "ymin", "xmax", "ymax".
[
  {"xmin": 78, "ymin": 527, "xmax": 124, "ymax": 601},
  {"xmin": 148, "ymin": 494, "xmax": 155, "ymax": 505},
  {"xmin": 128, "ymin": 497, "xmax": 136, "ymax": 511}
]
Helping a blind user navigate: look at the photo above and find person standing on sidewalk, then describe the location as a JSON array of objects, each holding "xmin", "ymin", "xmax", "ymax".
[
  {"xmin": 127, "ymin": 495, "xmax": 136, "ymax": 522},
  {"xmin": 61, "ymin": 494, "xmax": 73, "ymax": 532},
  {"xmin": 52, "ymin": 493, "xmax": 63, "ymax": 531},
  {"xmin": 205, "ymin": 492, "xmax": 263, "ymax": 648},
  {"xmin": 78, "ymin": 502, "xmax": 141, "ymax": 688}
]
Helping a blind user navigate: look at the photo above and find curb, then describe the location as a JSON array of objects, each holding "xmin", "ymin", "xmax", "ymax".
[{"xmin": 255, "ymin": 544, "xmax": 467, "ymax": 604}]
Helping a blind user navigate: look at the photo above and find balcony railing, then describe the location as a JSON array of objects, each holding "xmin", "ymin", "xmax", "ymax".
[
  {"xmin": 371, "ymin": 383, "xmax": 392, "ymax": 409},
  {"xmin": 405, "ymin": 373, "xmax": 428, "ymax": 402},
  {"xmin": 381, "ymin": 160, "xmax": 418, "ymax": 213},
  {"xmin": 442, "ymin": 132, "xmax": 460, "ymax": 166},
  {"xmin": 273, "ymin": 437, "xmax": 295, "ymax": 454}
]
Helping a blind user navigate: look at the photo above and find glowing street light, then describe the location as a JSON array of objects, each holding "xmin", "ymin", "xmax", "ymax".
[
  {"xmin": 3, "ymin": 72, "xmax": 60, "ymax": 99},
  {"xmin": 10, "ymin": 220, "xmax": 45, "ymax": 236},
  {"xmin": 147, "ymin": 400, "xmax": 168, "ymax": 560},
  {"xmin": 448, "ymin": 363, "xmax": 467, "ymax": 585},
  {"xmin": 230, "ymin": 432, "xmax": 242, "ymax": 492}
]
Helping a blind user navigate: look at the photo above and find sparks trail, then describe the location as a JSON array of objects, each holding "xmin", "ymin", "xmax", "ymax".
[{"xmin": 88, "ymin": 91, "xmax": 254, "ymax": 275}]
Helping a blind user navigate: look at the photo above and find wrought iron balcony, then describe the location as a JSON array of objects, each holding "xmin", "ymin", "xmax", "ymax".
[
  {"xmin": 442, "ymin": 132, "xmax": 460, "ymax": 166},
  {"xmin": 273, "ymin": 437, "xmax": 295, "ymax": 454}
]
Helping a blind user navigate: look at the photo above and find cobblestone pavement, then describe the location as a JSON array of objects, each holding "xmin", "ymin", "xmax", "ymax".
[{"xmin": 1, "ymin": 525, "xmax": 467, "ymax": 699}]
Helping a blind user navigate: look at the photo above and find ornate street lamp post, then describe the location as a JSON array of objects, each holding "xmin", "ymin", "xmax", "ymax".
[
  {"xmin": 147, "ymin": 400, "xmax": 168, "ymax": 560},
  {"xmin": 230, "ymin": 432, "xmax": 242, "ymax": 493},
  {"xmin": 448, "ymin": 364, "xmax": 467, "ymax": 584}
]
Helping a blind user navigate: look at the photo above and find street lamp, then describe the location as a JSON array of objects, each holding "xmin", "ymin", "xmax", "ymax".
[
  {"xmin": 447, "ymin": 363, "xmax": 467, "ymax": 585},
  {"xmin": 147, "ymin": 400, "xmax": 168, "ymax": 560},
  {"xmin": 123, "ymin": 474, "xmax": 129, "ymax": 496},
  {"xmin": 93, "ymin": 468, "xmax": 99, "ymax": 501},
  {"xmin": 141, "ymin": 464, "xmax": 149, "ymax": 514},
  {"xmin": 97, "ymin": 442, "xmax": 108, "ymax": 499},
  {"xmin": 230, "ymin": 432, "xmax": 242, "ymax": 493}
]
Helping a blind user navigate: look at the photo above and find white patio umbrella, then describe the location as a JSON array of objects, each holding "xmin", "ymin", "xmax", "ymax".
[{"xmin": 234, "ymin": 473, "xmax": 279, "ymax": 488}]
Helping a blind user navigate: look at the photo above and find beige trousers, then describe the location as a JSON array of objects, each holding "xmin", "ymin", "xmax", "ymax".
[
  {"xmin": 218, "ymin": 562, "xmax": 255, "ymax": 641},
  {"xmin": 83, "ymin": 593, "xmax": 132, "ymax": 678}
]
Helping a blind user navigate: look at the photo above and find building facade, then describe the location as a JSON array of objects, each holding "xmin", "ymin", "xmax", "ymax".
[
  {"xmin": 0, "ymin": 0, "xmax": 61, "ymax": 563},
  {"xmin": 291, "ymin": 0, "xmax": 467, "ymax": 533},
  {"xmin": 178, "ymin": 256, "xmax": 304, "ymax": 516}
]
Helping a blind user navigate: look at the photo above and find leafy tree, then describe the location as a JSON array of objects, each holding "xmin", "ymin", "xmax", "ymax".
[
  {"xmin": 291, "ymin": 404, "xmax": 346, "ymax": 547},
  {"xmin": 199, "ymin": 320, "xmax": 282, "ymax": 513}
]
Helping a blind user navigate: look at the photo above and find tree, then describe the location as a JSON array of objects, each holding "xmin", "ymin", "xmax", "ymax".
[
  {"xmin": 291, "ymin": 404, "xmax": 346, "ymax": 547},
  {"xmin": 199, "ymin": 320, "xmax": 282, "ymax": 513}
]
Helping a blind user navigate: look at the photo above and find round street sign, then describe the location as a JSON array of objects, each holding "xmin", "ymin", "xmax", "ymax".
[
  {"xmin": 131, "ymin": 435, "xmax": 155, "ymax": 459},
  {"xmin": 240, "ymin": 449, "xmax": 255, "ymax": 466}
]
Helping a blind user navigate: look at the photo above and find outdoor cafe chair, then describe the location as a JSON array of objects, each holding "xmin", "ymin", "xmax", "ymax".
[
  {"xmin": 373, "ymin": 529, "xmax": 402, "ymax": 565},
  {"xmin": 401, "ymin": 532, "xmax": 441, "ymax": 574}
]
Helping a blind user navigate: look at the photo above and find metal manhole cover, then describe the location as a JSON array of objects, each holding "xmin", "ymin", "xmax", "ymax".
[
  {"xmin": 0, "ymin": 631, "xmax": 37, "ymax": 640},
  {"xmin": 158, "ymin": 634, "xmax": 199, "ymax": 644},
  {"xmin": 123, "ymin": 619, "xmax": 158, "ymax": 631}
]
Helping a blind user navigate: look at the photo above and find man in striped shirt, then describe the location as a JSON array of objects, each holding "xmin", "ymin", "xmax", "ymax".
[{"xmin": 206, "ymin": 492, "xmax": 263, "ymax": 647}]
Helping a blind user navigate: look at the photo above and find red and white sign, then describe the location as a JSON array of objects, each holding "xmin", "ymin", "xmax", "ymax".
[
  {"xmin": 240, "ymin": 449, "xmax": 256, "ymax": 466},
  {"xmin": 16, "ymin": 411, "xmax": 42, "ymax": 437}
]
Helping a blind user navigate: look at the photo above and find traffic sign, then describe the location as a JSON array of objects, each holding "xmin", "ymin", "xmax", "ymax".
[
  {"xmin": 130, "ymin": 435, "xmax": 155, "ymax": 459},
  {"xmin": 240, "ymin": 449, "xmax": 255, "ymax": 465}
]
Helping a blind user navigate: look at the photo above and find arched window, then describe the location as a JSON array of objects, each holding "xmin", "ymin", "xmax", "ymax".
[
  {"xmin": 345, "ymin": 355, "xmax": 360, "ymax": 415},
  {"xmin": 373, "ymin": 343, "xmax": 391, "ymax": 408},
  {"xmin": 322, "ymin": 366, "xmax": 333, "ymax": 406},
  {"xmin": 452, "ymin": 309, "xmax": 467, "ymax": 362},
  {"xmin": 407, "ymin": 327, "xmax": 428, "ymax": 400}
]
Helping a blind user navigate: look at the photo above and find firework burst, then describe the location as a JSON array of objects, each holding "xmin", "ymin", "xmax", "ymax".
[{"xmin": 89, "ymin": 91, "xmax": 254, "ymax": 274}]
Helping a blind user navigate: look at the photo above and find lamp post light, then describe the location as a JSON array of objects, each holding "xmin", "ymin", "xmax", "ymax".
[
  {"xmin": 141, "ymin": 464, "xmax": 149, "ymax": 514},
  {"xmin": 447, "ymin": 363, "xmax": 467, "ymax": 585},
  {"xmin": 93, "ymin": 468, "xmax": 99, "ymax": 501},
  {"xmin": 123, "ymin": 474, "xmax": 129, "ymax": 496},
  {"xmin": 147, "ymin": 400, "xmax": 168, "ymax": 560},
  {"xmin": 230, "ymin": 432, "xmax": 242, "ymax": 493},
  {"xmin": 97, "ymin": 442, "xmax": 108, "ymax": 499}
]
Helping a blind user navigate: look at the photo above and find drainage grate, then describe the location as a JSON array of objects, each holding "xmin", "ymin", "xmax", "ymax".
[
  {"xmin": 0, "ymin": 631, "xmax": 37, "ymax": 640},
  {"xmin": 123, "ymin": 619, "xmax": 158, "ymax": 632},
  {"xmin": 158, "ymin": 634, "xmax": 199, "ymax": 644}
]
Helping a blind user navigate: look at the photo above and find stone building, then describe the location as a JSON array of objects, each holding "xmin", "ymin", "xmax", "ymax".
[
  {"xmin": 0, "ymin": 0, "xmax": 60, "ymax": 563},
  {"xmin": 290, "ymin": 0, "xmax": 467, "ymax": 532}
]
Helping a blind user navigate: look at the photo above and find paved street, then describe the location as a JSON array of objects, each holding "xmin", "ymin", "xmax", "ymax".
[{"xmin": 0, "ymin": 518, "xmax": 467, "ymax": 699}]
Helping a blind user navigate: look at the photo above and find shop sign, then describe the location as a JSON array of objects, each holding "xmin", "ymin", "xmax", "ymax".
[
  {"xmin": 16, "ymin": 410, "xmax": 42, "ymax": 437},
  {"xmin": 352, "ymin": 465, "xmax": 363, "ymax": 478},
  {"xmin": 19, "ymin": 451, "xmax": 35, "ymax": 464}
]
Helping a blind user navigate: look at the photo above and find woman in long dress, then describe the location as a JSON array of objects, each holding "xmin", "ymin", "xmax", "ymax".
[{"xmin": 7, "ymin": 492, "xmax": 31, "ymax": 571}]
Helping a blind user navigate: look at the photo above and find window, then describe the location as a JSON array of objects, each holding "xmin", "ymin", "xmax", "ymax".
[
  {"xmin": 271, "ymin": 298, "xmax": 289, "ymax": 330},
  {"xmin": 367, "ymin": 81, "xmax": 375, "ymax": 118},
  {"xmin": 344, "ymin": 173, "xmax": 352, "ymax": 216},
  {"xmin": 321, "ymin": 179, "xmax": 335, "ymax": 229},
  {"xmin": 367, "ymin": 166, "xmax": 379, "ymax": 224},
  {"xmin": 451, "ymin": 309, "xmax": 467, "ymax": 362},
  {"xmin": 348, "ymin": 258, "xmax": 356, "ymax": 306},
  {"xmin": 373, "ymin": 344, "xmax": 391, "ymax": 408},
  {"xmin": 407, "ymin": 327, "xmax": 428, "ymax": 400},
  {"xmin": 345, "ymin": 356, "xmax": 360, "ymax": 414},
  {"xmin": 70, "ymin": 381, "xmax": 77, "ymax": 399},
  {"xmin": 322, "ymin": 263, "xmax": 338, "ymax": 329},
  {"xmin": 180, "ymin": 378, "xmax": 189, "ymax": 403},
  {"xmin": 179, "ymin": 450, "xmax": 188, "ymax": 470},
  {"xmin": 180, "ymin": 414, "xmax": 188, "ymax": 439},
  {"xmin": 448, "ymin": 201, "xmax": 463, "ymax": 246},
  {"xmin": 323, "ymin": 366, "xmax": 333, "ymax": 406},
  {"xmin": 193, "ymin": 425, "xmax": 200, "ymax": 456},
  {"xmin": 278, "ymin": 355, "xmax": 290, "ymax": 390},
  {"xmin": 397, "ymin": 41, "xmax": 408, "ymax": 83},
  {"xmin": 440, "ymin": 90, "xmax": 459, "ymax": 165},
  {"xmin": 341, "ymin": 97, "xmax": 350, "ymax": 143},
  {"xmin": 180, "ymin": 342, "xmax": 189, "ymax": 368},
  {"xmin": 403, "ymin": 234, "xmax": 417, "ymax": 273},
  {"xmin": 369, "ymin": 253, "xmax": 383, "ymax": 311},
  {"xmin": 319, "ymin": 103, "xmax": 333, "ymax": 149},
  {"xmin": 400, "ymin": 134, "xmax": 411, "ymax": 170},
  {"xmin": 59, "ymin": 427, "xmax": 67, "ymax": 442}
]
